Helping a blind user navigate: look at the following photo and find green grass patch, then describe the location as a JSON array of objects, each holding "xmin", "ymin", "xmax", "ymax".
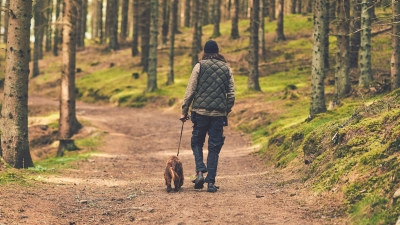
[{"xmin": 33, "ymin": 152, "xmax": 94, "ymax": 171}]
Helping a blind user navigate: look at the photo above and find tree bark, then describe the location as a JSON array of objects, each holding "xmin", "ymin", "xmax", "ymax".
[
  {"xmin": 132, "ymin": 0, "xmax": 140, "ymax": 56},
  {"xmin": 323, "ymin": 0, "xmax": 330, "ymax": 69},
  {"xmin": 268, "ymin": 0, "xmax": 275, "ymax": 21},
  {"xmin": 275, "ymin": 0, "xmax": 286, "ymax": 41},
  {"xmin": 335, "ymin": 0, "xmax": 351, "ymax": 99},
  {"xmin": 147, "ymin": 0, "xmax": 159, "ymax": 92},
  {"xmin": 45, "ymin": 0, "xmax": 53, "ymax": 52},
  {"xmin": 202, "ymin": 0, "xmax": 210, "ymax": 25},
  {"xmin": 184, "ymin": 0, "xmax": 191, "ymax": 27},
  {"xmin": 191, "ymin": 0, "xmax": 201, "ymax": 67},
  {"xmin": 58, "ymin": 0, "xmax": 82, "ymax": 157},
  {"xmin": 349, "ymin": 0, "xmax": 361, "ymax": 68},
  {"xmin": 140, "ymin": 0, "xmax": 151, "ymax": 72},
  {"xmin": 33, "ymin": 0, "xmax": 45, "ymax": 77},
  {"xmin": 230, "ymin": 0, "xmax": 240, "ymax": 39},
  {"xmin": 167, "ymin": 0, "xmax": 178, "ymax": 85},
  {"xmin": 212, "ymin": 0, "xmax": 221, "ymax": 38},
  {"xmin": 1, "ymin": 0, "xmax": 34, "ymax": 168},
  {"xmin": 291, "ymin": 0, "xmax": 297, "ymax": 13},
  {"xmin": 310, "ymin": 0, "xmax": 328, "ymax": 116},
  {"xmin": 77, "ymin": 0, "xmax": 87, "ymax": 48},
  {"xmin": 161, "ymin": 0, "xmax": 170, "ymax": 46},
  {"xmin": 98, "ymin": 0, "xmax": 104, "ymax": 44},
  {"xmin": 248, "ymin": 0, "xmax": 261, "ymax": 91},
  {"xmin": 91, "ymin": 0, "xmax": 98, "ymax": 39},
  {"xmin": 120, "ymin": 0, "xmax": 129, "ymax": 41},
  {"xmin": 0, "ymin": 0, "xmax": 2, "ymax": 44},
  {"xmin": 260, "ymin": 0, "xmax": 266, "ymax": 61},
  {"xmin": 108, "ymin": 0, "xmax": 119, "ymax": 50},
  {"xmin": 53, "ymin": 0, "xmax": 62, "ymax": 56},
  {"xmin": 3, "ymin": 0, "xmax": 10, "ymax": 44},
  {"xmin": 359, "ymin": 0, "xmax": 373, "ymax": 88},
  {"xmin": 391, "ymin": 0, "xmax": 400, "ymax": 90}
]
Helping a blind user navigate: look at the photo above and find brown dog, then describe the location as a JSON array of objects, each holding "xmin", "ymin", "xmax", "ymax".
[{"xmin": 164, "ymin": 155, "xmax": 184, "ymax": 192}]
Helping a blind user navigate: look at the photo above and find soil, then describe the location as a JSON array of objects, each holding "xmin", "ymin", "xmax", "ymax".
[{"xmin": 0, "ymin": 96, "xmax": 346, "ymax": 225}]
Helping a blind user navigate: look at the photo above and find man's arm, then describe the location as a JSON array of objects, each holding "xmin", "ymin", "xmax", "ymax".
[
  {"xmin": 181, "ymin": 63, "xmax": 200, "ymax": 117},
  {"xmin": 226, "ymin": 68, "xmax": 235, "ymax": 114}
]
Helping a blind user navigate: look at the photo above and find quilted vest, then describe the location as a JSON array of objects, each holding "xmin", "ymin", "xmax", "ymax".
[{"xmin": 192, "ymin": 59, "xmax": 231, "ymax": 113}]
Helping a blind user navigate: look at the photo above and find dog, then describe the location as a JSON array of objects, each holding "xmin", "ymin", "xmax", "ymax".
[{"xmin": 164, "ymin": 155, "xmax": 184, "ymax": 192}]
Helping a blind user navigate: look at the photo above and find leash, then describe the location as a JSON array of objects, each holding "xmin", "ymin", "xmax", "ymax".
[
  {"xmin": 177, "ymin": 121, "xmax": 184, "ymax": 156},
  {"xmin": 177, "ymin": 115, "xmax": 189, "ymax": 156}
]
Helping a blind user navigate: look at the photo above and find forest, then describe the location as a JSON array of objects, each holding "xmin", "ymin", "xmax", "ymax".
[{"xmin": 0, "ymin": 0, "xmax": 400, "ymax": 224}]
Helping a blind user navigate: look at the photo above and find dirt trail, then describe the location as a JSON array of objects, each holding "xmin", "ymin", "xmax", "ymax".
[{"xmin": 0, "ymin": 96, "xmax": 343, "ymax": 225}]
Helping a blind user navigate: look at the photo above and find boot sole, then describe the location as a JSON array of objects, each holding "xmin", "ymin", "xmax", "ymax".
[{"xmin": 194, "ymin": 177, "xmax": 205, "ymax": 189}]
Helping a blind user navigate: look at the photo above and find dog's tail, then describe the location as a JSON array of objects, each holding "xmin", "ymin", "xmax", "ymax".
[{"xmin": 169, "ymin": 166, "xmax": 180, "ymax": 181}]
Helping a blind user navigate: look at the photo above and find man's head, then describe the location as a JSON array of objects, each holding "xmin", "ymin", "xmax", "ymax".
[{"xmin": 204, "ymin": 40, "xmax": 219, "ymax": 54}]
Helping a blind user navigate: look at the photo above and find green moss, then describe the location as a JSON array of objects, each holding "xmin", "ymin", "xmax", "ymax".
[{"xmin": 348, "ymin": 194, "xmax": 396, "ymax": 225}]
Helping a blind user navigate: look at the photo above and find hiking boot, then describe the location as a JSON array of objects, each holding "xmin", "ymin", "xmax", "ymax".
[
  {"xmin": 207, "ymin": 183, "xmax": 219, "ymax": 193},
  {"xmin": 193, "ymin": 172, "xmax": 205, "ymax": 189}
]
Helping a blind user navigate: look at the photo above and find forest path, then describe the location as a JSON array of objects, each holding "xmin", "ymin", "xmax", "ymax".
[{"xmin": 0, "ymin": 96, "xmax": 343, "ymax": 225}]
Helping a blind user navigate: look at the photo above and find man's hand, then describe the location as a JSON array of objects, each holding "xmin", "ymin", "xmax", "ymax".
[{"xmin": 180, "ymin": 114, "xmax": 190, "ymax": 122}]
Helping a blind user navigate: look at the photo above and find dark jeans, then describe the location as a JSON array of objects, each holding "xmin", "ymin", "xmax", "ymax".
[{"xmin": 191, "ymin": 112, "xmax": 225, "ymax": 184}]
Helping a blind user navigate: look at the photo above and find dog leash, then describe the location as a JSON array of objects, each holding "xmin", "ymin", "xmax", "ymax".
[
  {"xmin": 177, "ymin": 121, "xmax": 184, "ymax": 156},
  {"xmin": 177, "ymin": 115, "xmax": 189, "ymax": 156}
]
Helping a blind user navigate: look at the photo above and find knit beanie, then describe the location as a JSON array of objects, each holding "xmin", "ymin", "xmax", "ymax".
[{"xmin": 204, "ymin": 40, "xmax": 219, "ymax": 54}]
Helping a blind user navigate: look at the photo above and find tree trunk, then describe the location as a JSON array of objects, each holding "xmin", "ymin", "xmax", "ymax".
[
  {"xmin": 191, "ymin": 0, "xmax": 201, "ymax": 67},
  {"xmin": 120, "ymin": 0, "xmax": 129, "ymax": 41},
  {"xmin": 140, "ymin": 0, "xmax": 151, "ymax": 72},
  {"xmin": 202, "ymin": 0, "xmax": 210, "ymax": 25},
  {"xmin": 296, "ymin": 0, "xmax": 302, "ymax": 14},
  {"xmin": 108, "ymin": 0, "xmax": 119, "ymax": 50},
  {"xmin": 3, "ymin": 0, "xmax": 10, "ymax": 44},
  {"xmin": 33, "ymin": 0, "xmax": 45, "ymax": 77},
  {"xmin": 53, "ymin": 0, "xmax": 62, "ymax": 56},
  {"xmin": 184, "ymin": 0, "xmax": 191, "ymax": 27},
  {"xmin": 359, "ymin": 0, "xmax": 373, "ymax": 88},
  {"xmin": 323, "ymin": 0, "xmax": 330, "ymax": 69},
  {"xmin": 275, "ymin": 0, "xmax": 286, "ymax": 41},
  {"xmin": 147, "ymin": 0, "xmax": 159, "ymax": 92},
  {"xmin": 310, "ymin": 0, "xmax": 328, "ymax": 116},
  {"xmin": 335, "ymin": 0, "xmax": 350, "ymax": 99},
  {"xmin": 291, "ymin": 0, "xmax": 297, "ymax": 13},
  {"xmin": 167, "ymin": 0, "xmax": 178, "ymax": 85},
  {"xmin": 260, "ymin": 0, "xmax": 266, "ymax": 61},
  {"xmin": 132, "ymin": 0, "xmax": 140, "ymax": 56},
  {"xmin": 58, "ymin": 0, "xmax": 82, "ymax": 157},
  {"xmin": 77, "ymin": 0, "xmax": 87, "ymax": 48},
  {"xmin": 91, "ymin": 0, "xmax": 98, "ymax": 39},
  {"xmin": 349, "ymin": 0, "xmax": 361, "ymax": 68},
  {"xmin": 248, "ymin": 0, "xmax": 261, "ymax": 91},
  {"xmin": 1, "ymin": 0, "xmax": 34, "ymax": 168},
  {"xmin": 45, "ymin": 0, "xmax": 53, "ymax": 52},
  {"xmin": 211, "ymin": 0, "xmax": 221, "ymax": 38},
  {"xmin": 230, "ymin": 0, "xmax": 240, "ymax": 39},
  {"xmin": 268, "ymin": 0, "xmax": 275, "ymax": 21},
  {"xmin": 161, "ymin": 0, "xmax": 169, "ymax": 46},
  {"xmin": 98, "ymin": 0, "xmax": 104, "ymax": 44},
  {"xmin": 0, "ymin": 0, "xmax": 2, "ymax": 44},
  {"xmin": 391, "ymin": 0, "xmax": 400, "ymax": 90}
]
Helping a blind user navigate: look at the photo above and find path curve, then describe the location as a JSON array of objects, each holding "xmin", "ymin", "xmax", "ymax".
[{"xmin": 0, "ymin": 96, "xmax": 342, "ymax": 224}]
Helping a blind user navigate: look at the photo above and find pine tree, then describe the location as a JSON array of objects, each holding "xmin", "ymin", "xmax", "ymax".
[{"xmin": 1, "ymin": 0, "xmax": 34, "ymax": 168}]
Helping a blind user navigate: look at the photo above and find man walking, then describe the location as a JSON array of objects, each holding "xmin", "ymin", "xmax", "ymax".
[{"xmin": 181, "ymin": 40, "xmax": 235, "ymax": 192}]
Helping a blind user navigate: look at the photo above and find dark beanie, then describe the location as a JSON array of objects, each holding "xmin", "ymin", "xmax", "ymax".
[{"xmin": 204, "ymin": 40, "xmax": 219, "ymax": 54}]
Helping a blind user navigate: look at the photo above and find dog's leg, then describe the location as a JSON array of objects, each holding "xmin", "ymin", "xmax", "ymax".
[{"xmin": 164, "ymin": 167, "xmax": 173, "ymax": 192}]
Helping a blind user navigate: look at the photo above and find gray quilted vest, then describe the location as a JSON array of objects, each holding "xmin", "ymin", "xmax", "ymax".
[{"xmin": 192, "ymin": 59, "xmax": 231, "ymax": 112}]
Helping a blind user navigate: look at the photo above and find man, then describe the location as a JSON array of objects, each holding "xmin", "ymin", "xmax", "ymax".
[{"xmin": 181, "ymin": 40, "xmax": 235, "ymax": 193}]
